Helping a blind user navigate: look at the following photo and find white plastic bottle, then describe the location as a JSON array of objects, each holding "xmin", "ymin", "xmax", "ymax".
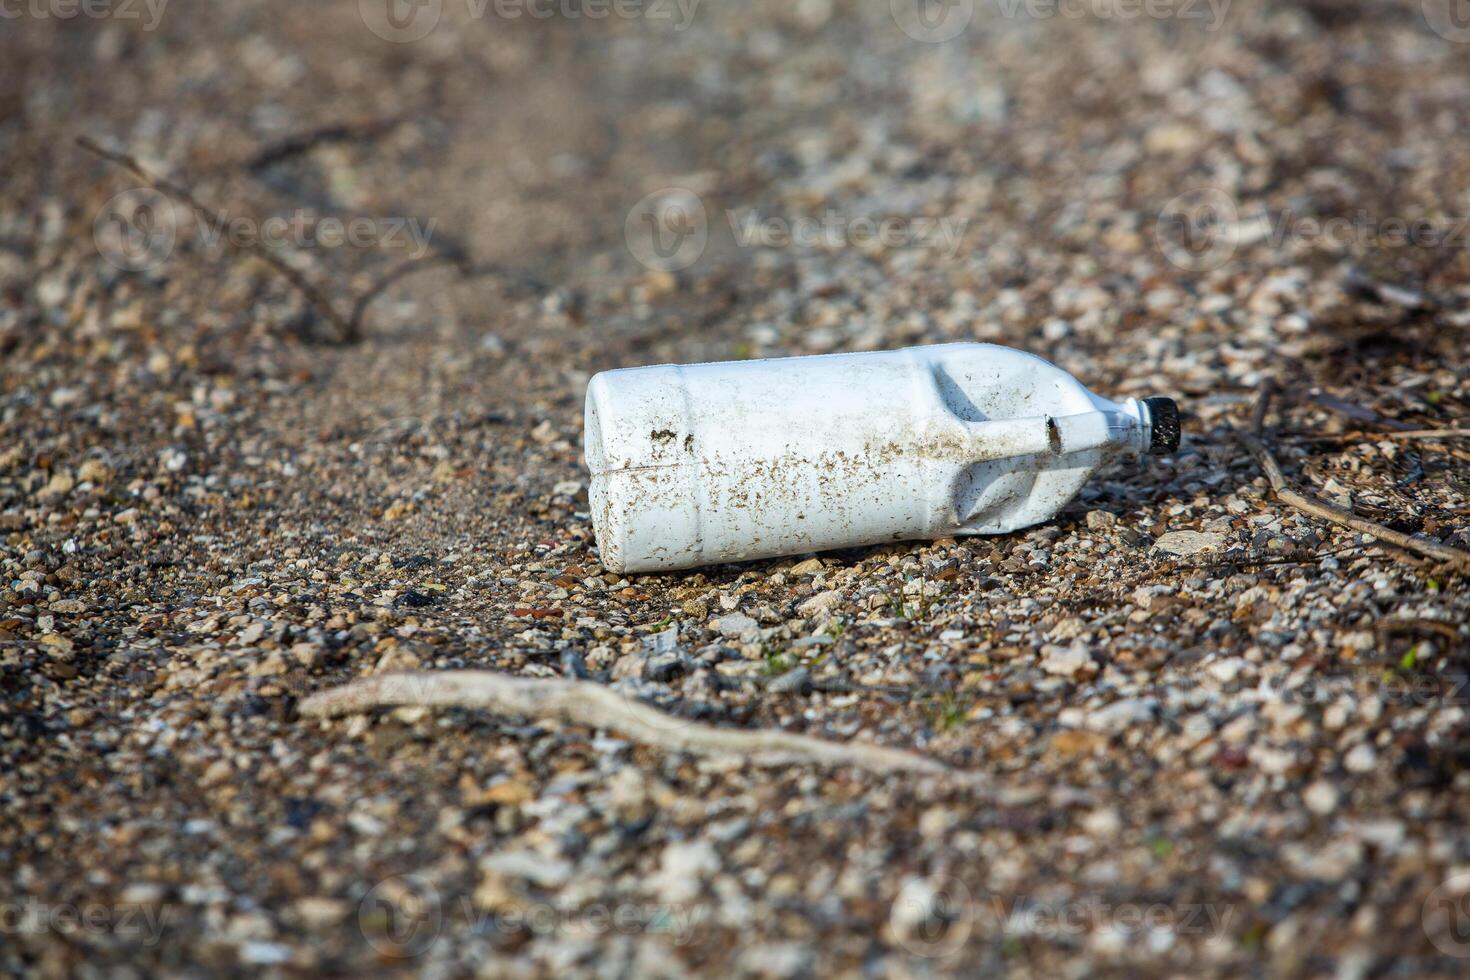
[{"xmin": 583, "ymin": 343, "xmax": 1178, "ymax": 573}]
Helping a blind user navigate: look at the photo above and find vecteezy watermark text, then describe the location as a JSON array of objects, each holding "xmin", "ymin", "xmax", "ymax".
[
  {"xmin": 0, "ymin": 899, "xmax": 176, "ymax": 947},
  {"xmin": 889, "ymin": 875, "xmax": 1235, "ymax": 958},
  {"xmin": 358, "ymin": 875, "xmax": 706, "ymax": 958},
  {"xmin": 1155, "ymin": 189, "xmax": 1470, "ymax": 272},
  {"xmin": 1259, "ymin": 210, "xmax": 1470, "ymax": 251},
  {"xmin": 94, "ymin": 188, "xmax": 438, "ymax": 272},
  {"xmin": 359, "ymin": 0, "xmax": 700, "ymax": 42},
  {"xmin": 987, "ymin": 894, "xmax": 1234, "ymax": 939},
  {"xmin": 993, "ymin": 0, "xmax": 1229, "ymax": 29},
  {"xmin": 0, "ymin": 0, "xmax": 168, "ymax": 29},
  {"xmin": 623, "ymin": 187, "xmax": 970, "ymax": 272},
  {"xmin": 889, "ymin": 0, "xmax": 1229, "ymax": 43},
  {"xmin": 191, "ymin": 213, "xmax": 438, "ymax": 259},
  {"xmin": 1273, "ymin": 669, "xmax": 1470, "ymax": 708},
  {"xmin": 728, "ymin": 209, "xmax": 970, "ymax": 259}
]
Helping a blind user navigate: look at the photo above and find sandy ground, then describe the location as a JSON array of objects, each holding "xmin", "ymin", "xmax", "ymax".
[{"xmin": 4, "ymin": 1, "xmax": 1470, "ymax": 976}]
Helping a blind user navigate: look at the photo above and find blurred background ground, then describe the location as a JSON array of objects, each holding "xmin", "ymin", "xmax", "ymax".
[{"xmin": 4, "ymin": 0, "xmax": 1470, "ymax": 976}]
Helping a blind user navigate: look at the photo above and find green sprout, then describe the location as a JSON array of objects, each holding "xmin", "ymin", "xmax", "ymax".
[
  {"xmin": 760, "ymin": 646, "xmax": 797, "ymax": 676},
  {"xmin": 926, "ymin": 692, "xmax": 969, "ymax": 731},
  {"xmin": 1399, "ymin": 645, "xmax": 1420, "ymax": 672}
]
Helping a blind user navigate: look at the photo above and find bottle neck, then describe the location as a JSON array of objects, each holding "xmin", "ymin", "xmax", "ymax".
[{"xmin": 1119, "ymin": 398, "xmax": 1155, "ymax": 455}]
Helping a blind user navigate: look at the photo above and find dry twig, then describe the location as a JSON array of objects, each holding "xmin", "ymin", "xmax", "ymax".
[
  {"xmin": 80, "ymin": 136, "xmax": 528, "ymax": 343},
  {"xmin": 347, "ymin": 254, "xmax": 463, "ymax": 328},
  {"xmin": 1288, "ymin": 428, "xmax": 1470, "ymax": 444},
  {"xmin": 1235, "ymin": 381, "xmax": 1470, "ymax": 572},
  {"xmin": 78, "ymin": 136, "xmax": 358, "ymax": 343},
  {"xmin": 299, "ymin": 670, "xmax": 965, "ymax": 780},
  {"xmin": 246, "ymin": 116, "xmax": 404, "ymax": 173},
  {"xmin": 1372, "ymin": 617, "xmax": 1461, "ymax": 645},
  {"xmin": 1305, "ymin": 389, "xmax": 1418, "ymax": 431}
]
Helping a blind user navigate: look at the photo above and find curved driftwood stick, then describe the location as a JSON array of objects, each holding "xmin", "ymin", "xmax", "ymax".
[
  {"xmin": 1236, "ymin": 381, "xmax": 1470, "ymax": 572},
  {"xmin": 299, "ymin": 671, "xmax": 961, "ymax": 779}
]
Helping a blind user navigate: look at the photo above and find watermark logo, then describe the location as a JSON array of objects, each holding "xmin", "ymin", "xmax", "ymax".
[
  {"xmin": 1154, "ymin": 188, "xmax": 1239, "ymax": 272},
  {"xmin": 358, "ymin": 874, "xmax": 443, "ymax": 958},
  {"xmin": 360, "ymin": 0, "xmax": 443, "ymax": 42},
  {"xmin": 890, "ymin": 875, "xmax": 974, "ymax": 957},
  {"xmin": 0, "ymin": 0, "xmax": 170, "ymax": 30},
  {"xmin": 891, "ymin": 0, "xmax": 974, "ymax": 42},
  {"xmin": 1424, "ymin": 0, "xmax": 1470, "ymax": 43},
  {"xmin": 1424, "ymin": 872, "xmax": 1470, "ymax": 958},
  {"xmin": 94, "ymin": 188, "xmax": 178, "ymax": 272},
  {"xmin": 625, "ymin": 188, "xmax": 708, "ymax": 272}
]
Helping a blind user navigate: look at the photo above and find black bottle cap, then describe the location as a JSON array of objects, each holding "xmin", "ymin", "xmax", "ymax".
[{"xmin": 1144, "ymin": 397, "xmax": 1181, "ymax": 455}]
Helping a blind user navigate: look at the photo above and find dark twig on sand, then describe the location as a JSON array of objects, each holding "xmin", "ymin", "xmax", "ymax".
[
  {"xmin": 1305, "ymin": 391, "xmax": 1418, "ymax": 432},
  {"xmin": 81, "ymin": 136, "xmax": 547, "ymax": 344},
  {"xmin": 346, "ymin": 256, "xmax": 545, "ymax": 331},
  {"xmin": 347, "ymin": 254, "xmax": 464, "ymax": 329},
  {"xmin": 1286, "ymin": 428, "xmax": 1470, "ymax": 444},
  {"xmin": 246, "ymin": 116, "xmax": 405, "ymax": 173},
  {"xmin": 1235, "ymin": 380, "xmax": 1470, "ymax": 572},
  {"xmin": 78, "ymin": 135, "xmax": 358, "ymax": 343}
]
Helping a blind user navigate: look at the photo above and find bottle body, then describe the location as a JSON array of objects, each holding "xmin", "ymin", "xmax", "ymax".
[{"xmin": 584, "ymin": 343, "xmax": 1169, "ymax": 573}]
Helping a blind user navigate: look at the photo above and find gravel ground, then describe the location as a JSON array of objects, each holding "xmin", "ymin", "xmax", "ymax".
[{"xmin": 5, "ymin": 1, "xmax": 1470, "ymax": 976}]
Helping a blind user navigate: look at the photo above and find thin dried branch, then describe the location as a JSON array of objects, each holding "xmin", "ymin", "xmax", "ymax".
[
  {"xmin": 1305, "ymin": 390, "xmax": 1417, "ymax": 432},
  {"xmin": 82, "ymin": 137, "xmax": 545, "ymax": 344},
  {"xmin": 1235, "ymin": 382, "xmax": 1470, "ymax": 573},
  {"xmin": 1342, "ymin": 265, "xmax": 1435, "ymax": 312},
  {"xmin": 78, "ymin": 136, "xmax": 357, "ymax": 343},
  {"xmin": 1372, "ymin": 617, "xmax": 1461, "ymax": 644},
  {"xmin": 347, "ymin": 254, "xmax": 463, "ymax": 330},
  {"xmin": 345, "ymin": 257, "xmax": 544, "ymax": 334},
  {"xmin": 1250, "ymin": 377, "xmax": 1277, "ymax": 435},
  {"xmin": 246, "ymin": 116, "xmax": 404, "ymax": 173},
  {"xmin": 299, "ymin": 671, "xmax": 966, "ymax": 781},
  {"xmin": 1286, "ymin": 428, "xmax": 1470, "ymax": 444}
]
